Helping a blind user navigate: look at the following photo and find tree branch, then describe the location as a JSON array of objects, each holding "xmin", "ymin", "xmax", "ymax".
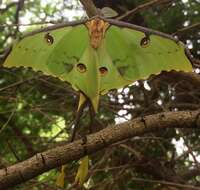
[
  {"xmin": 181, "ymin": 168, "xmax": 200, "ymax": 180},
  {"xmin": 130, "ymin": 177, "xmax": 200, "ymax": 190},
  {"xmin": 173, "ymin": 22, "xmax": 200, "ymax": 36},
  {"xmin": 153, "ymin": 71, "xmax": 200, "ymax": 87},
  {"xmin": 79, "ymin": 0, "xmax": 100, "ymax": 17},
  {"xmin": 0, "ymin": 110, "xmax": 199, "ymax": 189},
  {"xmin": 117, "ymin": 0, "xmax": 174, "ymax": 20},
  {"xmin": 13, "ymin": 0, "xmax": 25, "ymax": 37}
]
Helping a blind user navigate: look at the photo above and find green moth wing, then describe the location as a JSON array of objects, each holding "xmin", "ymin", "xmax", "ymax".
[
  {"xmin": 4, "ymin": 24, "xmax": 101, "ymax": 110},
  {"xmin": 97, "ymin": 23, "xmax": 192, "ymax": 94},
  {"xmin": 4, "ymin": 17, "xmax": 193, "ymax": 111}
]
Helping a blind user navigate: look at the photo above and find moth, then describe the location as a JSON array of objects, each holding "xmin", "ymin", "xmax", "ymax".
[
  {"xmin": 4, "ymin": 16, "xmax": 192, "ymax": 113},
  {"xmin": 4, "ymin": 16, "xmax": 193, "ymax": 186}
]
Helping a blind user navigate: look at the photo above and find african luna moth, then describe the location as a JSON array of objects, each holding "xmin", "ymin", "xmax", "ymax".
[
  {"xmin": 4, "ymin": 16, "xmax": 192, "ymax": 112},
  {"xmin": 3, "ymin": 16, "xmax": 193, "ymax": 186}
]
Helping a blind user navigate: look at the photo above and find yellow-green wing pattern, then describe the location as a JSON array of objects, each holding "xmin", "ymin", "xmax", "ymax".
[
  {"xmin": 4, "ymin": 24, "xmax": 101, "ymax": 110},
  {"xmin": 98, "ymin": 24, "xmax": 192, "ymax": 94},
  {"xmin": 4, "ymin": 18, "xmax": 193, "ymax": 109}
]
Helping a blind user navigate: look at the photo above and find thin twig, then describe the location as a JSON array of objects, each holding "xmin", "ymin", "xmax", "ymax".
[
  {"xmin": 117, "ymin": 0, "xmax": 174, "ymax": 20},
  {"xmin": 0, "ymin": 109, "xmax": 15, "ymax": 134},
  {"xmin": 6, "ymin": 140, "xmax": 21, "ymax": 161},
  {"xmin": 0, "ymin": 76, "xmax": 38, "ymax": 92},
  {"xmin": 131, "ymin": 177, "xmax": 200, "ymax": 190},
  {"xmin": 70, "ymin": 99, "xmax": 88, "ymax": 142},
  {"xmin": 0, "ymin": 21, "xmax": 59, "ymax": 27},
  {"xmin": 173, "ymin": 22, "xmax": 200, "ymax": 36}
]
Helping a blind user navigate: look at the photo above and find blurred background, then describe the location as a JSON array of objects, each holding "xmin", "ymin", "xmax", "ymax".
[{"xmin": 0, "ymin": 0, "xmax": 200, "ymax": 189}]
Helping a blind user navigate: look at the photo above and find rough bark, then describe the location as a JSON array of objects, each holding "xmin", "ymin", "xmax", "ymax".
[{"xmin": 0, "ymin": 110, "xmax": 199, "ymax": 189}]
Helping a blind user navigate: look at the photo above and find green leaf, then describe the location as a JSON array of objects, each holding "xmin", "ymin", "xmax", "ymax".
[{"xmin": 101, "ymin": 7, "xmax": 118, "ymax": 18}]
